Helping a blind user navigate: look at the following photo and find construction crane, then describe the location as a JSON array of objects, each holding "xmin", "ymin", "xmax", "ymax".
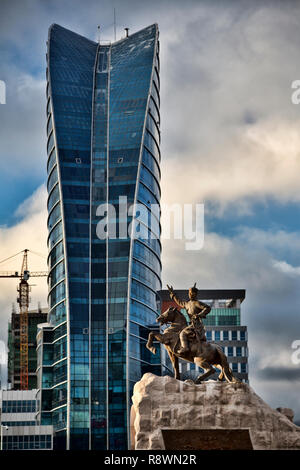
[{"xmin": 0, "ymin": 249, "xmax": 48, "ymax": 390}]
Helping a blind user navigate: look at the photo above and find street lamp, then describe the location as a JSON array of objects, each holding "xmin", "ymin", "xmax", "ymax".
[{"xmin": 0, "ymin": 425, "xmax": 9, "ymax": 451}]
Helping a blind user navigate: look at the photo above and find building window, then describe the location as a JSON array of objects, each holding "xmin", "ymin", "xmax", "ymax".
[
  {"xmin": 241, "ymin": 363, "xmax": 247, "ymax": 373},
  {"xmin": 240, "ymin": 331, "xmax": 246, "ymax": 341},
  {"xmin": 236, "ymin": 347, "xmax": 242, "ymax": 357},
  {"xmin": 2, "ymin": 400, "xmax": 36, "ymax": 413},
  {"xmin": 228, "ymin": 347, "xmax": 233, "ymax": 356},
  {"xmin": 231, "ymin": 331, "xmax": 237, "ymax": 341},
  {"xmin": 206, "ymin": 331, "xmax": 212, "ymax": 341},
  {"xmin": 223, "ymin": 331, "xmax": 229, "ymax": 341},
  {"xmin": 214, "ymin": 331, "xmax": 220, "ymax": 341},
  {"xmin": 232, "ymin": 363, "xmax": 238, "ymax": 373},
  {"xmin": 3, "ymin": 434, "xmax": 52, "ymax": 450}
]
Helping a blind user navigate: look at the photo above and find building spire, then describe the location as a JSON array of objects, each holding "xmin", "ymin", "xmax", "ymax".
[{"xmin": 113, "ymin": 8, "xmax": 116, "ymax": 42}]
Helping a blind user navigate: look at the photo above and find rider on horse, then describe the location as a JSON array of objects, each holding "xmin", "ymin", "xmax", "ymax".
[{"xmin": 167, "ymin": 283, "xmax": 211, "ymax": 354}]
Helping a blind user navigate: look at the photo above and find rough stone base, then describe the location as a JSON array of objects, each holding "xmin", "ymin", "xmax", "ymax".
[{"xmin": 131, "ymin": 373, "xmax": 300, "ymax": 450}]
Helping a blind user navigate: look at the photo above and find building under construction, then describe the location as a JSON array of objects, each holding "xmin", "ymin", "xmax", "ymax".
[{"xmin": 7, "ymin": 307, "xmax": 48, "ymax": 390}]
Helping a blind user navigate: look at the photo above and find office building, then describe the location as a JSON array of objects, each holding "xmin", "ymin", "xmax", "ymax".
[
  {"xmin": 0, "ymin": 389, "xmax": 53, "ymax": 450},
  {"xmin": 45, "ymin": 23, "xmax": 162, "ymax": 449},
  {"xmin": 159, "ymin": 289, "xmax": 249, "ymax": 383}
]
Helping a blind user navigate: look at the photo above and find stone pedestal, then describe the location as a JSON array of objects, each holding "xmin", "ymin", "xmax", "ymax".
[{"xmin": 131, "ymin": 373, "xmax": 300, "ymax": 450}]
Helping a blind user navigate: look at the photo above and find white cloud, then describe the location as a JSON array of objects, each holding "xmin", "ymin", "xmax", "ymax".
[
  {"xmin": 160, "ymin": 2, "xmax": 300, "ymax": 211},
  {"xmin": 273, "ymin": 260, "xmax": 300, "ymax": 277},
  {"xmin": 0, "ymin": 185, "xmax": 48, "ymax": 354},
  {"xmin": 161, "ymin": 100, "xmax": 300, "ymax": 213},
  {"xmin": 0, "ymin": 71, "xmax": 46, "ymax": 178}
]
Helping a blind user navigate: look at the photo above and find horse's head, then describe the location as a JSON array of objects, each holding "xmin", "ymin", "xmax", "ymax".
[{"xmin": 156, "ymin": 307, "xmax": 179, "ymax": 325}]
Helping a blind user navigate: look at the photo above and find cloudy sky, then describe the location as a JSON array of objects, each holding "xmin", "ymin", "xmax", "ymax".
[{"xmin": 0, "ymin": 0, "xmax": 300, "ymax": 422}]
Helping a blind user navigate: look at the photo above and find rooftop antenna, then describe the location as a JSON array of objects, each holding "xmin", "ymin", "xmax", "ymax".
[
  {"xmin": 113, "ymin": 8, "xmax": 116, "ymax": 42},
  {"xmin": 97, "ymin": 25, "xmax": 101, "ymax": 44},
  {"xmin": 124, "ymin": 27, "xmax": 129, "ymax": 38}
]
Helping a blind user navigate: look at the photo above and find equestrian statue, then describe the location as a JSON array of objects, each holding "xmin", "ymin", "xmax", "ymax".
[{"xmin": 146, "ymin": 283, "xmax": 240, "ymax": 384}]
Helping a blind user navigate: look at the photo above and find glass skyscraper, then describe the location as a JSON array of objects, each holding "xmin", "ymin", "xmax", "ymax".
[{"xmin": 44, "ymin": 23, "xmax": 162, "ymax": 450}]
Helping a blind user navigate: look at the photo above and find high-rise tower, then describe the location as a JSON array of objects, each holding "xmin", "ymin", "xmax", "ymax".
[{"xmin": 45, "ymin": 24, "xmax": 162, "ymax": 449}]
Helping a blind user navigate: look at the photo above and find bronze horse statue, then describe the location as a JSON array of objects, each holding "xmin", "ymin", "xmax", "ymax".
[{"xmin": 146, "ymin": 306, "xmax": 239, "ymax": 384}]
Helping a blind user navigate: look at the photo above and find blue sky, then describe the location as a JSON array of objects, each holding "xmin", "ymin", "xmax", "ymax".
[{"xmin": 0, "ymin": 0, "xmax": 300, "ymax": 421}]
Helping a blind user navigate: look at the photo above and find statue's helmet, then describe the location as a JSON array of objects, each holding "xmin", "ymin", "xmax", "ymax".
[{"xmin": 189, "ymin": 283, "xmax": 198, "ymax": 297}]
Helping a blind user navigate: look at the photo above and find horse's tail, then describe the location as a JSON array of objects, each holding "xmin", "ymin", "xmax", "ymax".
[{"xmin": 215, "ymin": 345, "xmax": 240, "ymax": 383}]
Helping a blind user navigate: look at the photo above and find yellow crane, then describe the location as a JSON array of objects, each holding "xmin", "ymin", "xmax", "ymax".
[{"xmin": 0, "ymin": 249, "xmax": 48, "ymax": 390}]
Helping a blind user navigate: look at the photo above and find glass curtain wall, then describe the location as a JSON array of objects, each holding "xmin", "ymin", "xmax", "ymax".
[{"xmin": 46, "ymin": 23, "xmax": 162, "ymax": 450}]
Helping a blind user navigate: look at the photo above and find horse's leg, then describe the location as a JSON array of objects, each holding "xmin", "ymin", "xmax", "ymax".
[
  {"xmin": 146, "ymin": 331, "xmax": 158, "ymax": 354},
  {"xmin": 195, "ymin": 367, "xmax": 215, "ymax": 384},
  {"xmin": 146, "ymin": 331, "xmax": 165, "ymax": 355},
  {"xmin": 194, "ymin": 359, "xmax": 215, "ymax": 384},
  {"xmin": 218, "ymin": 354, "xmax": 241, "ymax": 383},
  {"xmin": 166, "ymin": 347, "xmax": 180, "ymax": 380},
  {"xmin": 146, "ymin": 331, "xmax": 154, "ymax": 352},
  {"xmin": 215, "ymin": 364, "xmax": 224, "ymax": 381},
  {"xmin": 225, "ymin": 367, "xmax": 240, "ymax": 383},
  {"xmin": 172, "ymin": 354, "xmax": 180, "ymax": 380}
]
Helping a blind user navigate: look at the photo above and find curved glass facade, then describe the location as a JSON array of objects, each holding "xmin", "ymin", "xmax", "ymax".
[{"xmin": 43, "ymin": 23, "xmax": 163, "ymax": 450}]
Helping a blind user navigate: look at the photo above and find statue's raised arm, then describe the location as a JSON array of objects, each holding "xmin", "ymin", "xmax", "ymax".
[{"xmin": 167, "ymin": 284, "xmax": 186, "ymax": 309}]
